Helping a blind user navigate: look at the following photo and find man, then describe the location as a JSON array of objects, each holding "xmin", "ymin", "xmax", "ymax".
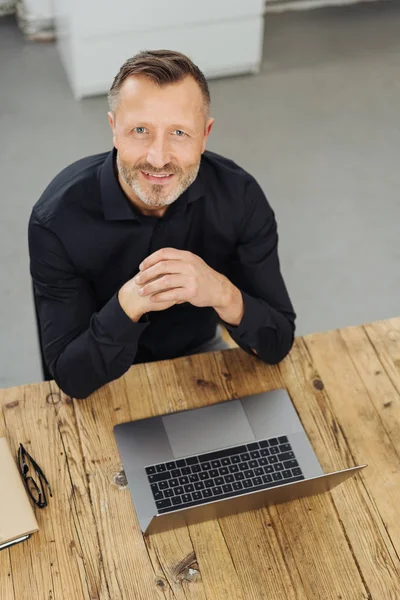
[{"xmin": 29, "ymin": 49, "xmax": 296, "ymax": 400}]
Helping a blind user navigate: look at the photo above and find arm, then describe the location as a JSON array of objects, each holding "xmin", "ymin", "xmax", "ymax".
[
  {"xmin": 28, "ymin": 212, "xmax": 149, "ymax": 399},
  {"xmin": 220, "ymin": 177, "xmax": 296, "ymax": 364}
]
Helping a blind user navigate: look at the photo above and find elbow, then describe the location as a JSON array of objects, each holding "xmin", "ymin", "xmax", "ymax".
[{"xmin": 256, "ymin": 327, "xmax": 295, "ymax": 365}]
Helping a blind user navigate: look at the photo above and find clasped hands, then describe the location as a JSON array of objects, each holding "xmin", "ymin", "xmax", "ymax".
[{"xmin": 118, "ymin": 247, "xmax": 244, "ymax": 327}]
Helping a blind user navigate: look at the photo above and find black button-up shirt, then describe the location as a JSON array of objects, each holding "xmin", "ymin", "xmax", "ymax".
[{"xmin": 29, "ymin": 148, "xmax": 296, "ymax": 399}]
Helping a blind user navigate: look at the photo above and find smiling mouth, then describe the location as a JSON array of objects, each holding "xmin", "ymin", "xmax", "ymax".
[{"xmin": 141, "ymin": 171, "xmax": 175, "ymax": 183}]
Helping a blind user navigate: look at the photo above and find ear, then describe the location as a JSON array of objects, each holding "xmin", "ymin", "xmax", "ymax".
[
  {"xmin": 107, "ymin": 111, "xmax": 118, "ymax": 148},
  {"xmin": 201, "ymin": 118, "xmax": 215, "ymax": 153}
]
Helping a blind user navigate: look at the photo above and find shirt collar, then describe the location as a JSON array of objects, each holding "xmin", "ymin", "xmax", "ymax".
[{"xmin": 99, "ymin": 148, "xmax": 206, "ymax": 221}]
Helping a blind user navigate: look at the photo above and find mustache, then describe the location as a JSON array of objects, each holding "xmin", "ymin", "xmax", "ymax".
[{"xmin": 135, "ymin": 165, "xmax": 181, "ymax": 175}]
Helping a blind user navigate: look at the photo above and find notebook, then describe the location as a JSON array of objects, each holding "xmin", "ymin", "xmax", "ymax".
[{"xmin": 0, "ymin": 437, "xmax": 39, "ymax": 550}]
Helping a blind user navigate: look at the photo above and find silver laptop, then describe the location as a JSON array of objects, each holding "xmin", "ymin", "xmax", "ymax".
[{"xmin": 114, "ymin": 388, "xmax": 366, "ymax": 536}]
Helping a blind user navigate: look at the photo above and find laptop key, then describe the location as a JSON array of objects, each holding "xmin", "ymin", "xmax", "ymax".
[
  {"xmin": 181, "ymin": 494, "xmax": 192, "ymax": 503},
  {"xmin": 215, "ymin": 477, "xmax": 224, "ymax": 486},
  {"xmin": 156, "ymin": 499, "xmax": 171, "ymax": 510},
  {"xmin": 191, "ymin": 464, "xmax": 201, "ymax": 473},
  {"xmin": 250, "ymin": 451, "xmax": 260, "ymax": 459},
  {"xmin": 175, "ymin": 486, "xmax": 184, "ymax": 495},
  {"xmin": 278, "ymin": 452, "xmax": 295, "ymax": 462},
  {"xmin": 233, "ymin": 481, "xmax": 243, "ymax": 490},
  {"xmin": 229, "ymin": 465, "xmax": 239, "ymax": 473},
  {"xmin": 153, "ymin": 491, "xmax": 163, "ymax": 500},
  {"xmin": 292, "ymin": 467, "xmax": 303, "ymax": 476},
  {"xmin": 186, "ymin": 457, "xmax": 199, "ymax": 465},
  {"xmin": 194, "ymin": 482, "xmax": 205, "ymax": 490},
  {"xmin": 270, "ymin": 446, "xmax": 280, "ymax": 455},
  {"xmin": 172, "ymin": 496, "xmax": 182, "ymax": 505},
  {"xmin": 166, "ymin": 462, "xmax": 176, "ymax": 470},
  {"xmin": 272, "ymin": 472, "xmax": 283, "ymax": 481},
  {"xmin": 213, "ymin": 487, "xmax": 223, "ymax": 496},
  {"xmin": 259, "ymin": 440, "xmax": 269, "ymax": 448},
  {"xmin": 259, "ymin": 458, "xmax": 268, "ymax": 466},
  {"xmin": 264, "ymin": 465, "xmax": 274, "ymax": 474},
  {"xmin": 235, "ymin": 472, "xmax": 245, "ymax": 481},
  {"xmin": 201, "ymin": 462, "xmax": 211, "ymax": 471},
  {"xmin": 253, "ymin": 477, "xmax": 262, "ymax": 486},
  {"xmin": 164, "ymin": 488, "xmax": 174, "ymax": 498},
  {"xmin": 171, "ymin": 469, "xmax": 181, "ymax": 478},
  {"xmin": 268, "ymin": 456, "xmax": 278, "ymax": 464},
  {"xmin": 210, "ymin": 469, "xmax": 219, "ymax": 478},
  {"xmin": 211, "ymin": 460, "xmax": 221, "ymax": 468},
  {"xmin": 219, "ymin": 467, "xmax": 229, "ymax": 476},
  {"xmin": 193, "ymin": 491, "xmax": 202, "ymax": 500},
  {"xmin": 148, "ymin": 472, "xmax": 171, "ymax": 483},
  {"xmin": 231, "ymin": 455, "xmax": 241, "ymax": 464},
  {"xmin": 176, "ymin": 459, "xmax": 186, "ymax": 467},
  {"xmin": 279, "ymin": 444, "xmax": 292, "ymax": 453},
  {"xmin": 274, "ymin": 464, "xmax": 284, "ymax": 472},
  {"xmin": 244, "ymin": 470, "xmax": 255, "ymax": 479},
  {"xmin": 202, "ymin": 489, "xmax": 213, "ymax": 498},
  {"xmin": 239, "ymin": 462, "xmax": 249, "ymax": 471},
  {"xmin": 159, "ymin": 481, "xmax": 169, "ymax": 490},
  {"xmin": 205, "ymin": 480, "xmax": 214, "ymax": 488},
  {"xmin": 225, "ymin": 474, "xmax": 235, "ymax": 483},
  {"xmin": 189, "ymin": 474, "xmax": 199, "ymax": 482},
  {"xmin": 278, "ymin": 436, "xmax": 289, "ymax": 444},
  {"xmin": 240, "ymin": 453, "xmax": 250, "ymax": 461},
  {"xmin": 223, "ymin": 484, "xmax": 233, "ymax": 493},
  {"xmin": 184, "ymin": 484, "xmax": 194, "ymax": 493},
  {"xmin": 156, "ymin": 464, "xmax": 167, "ymax": 472},
  {"xmin": 260, "ymin": 448, "xmax": 270, "ymax": 457},
  {"xmin": 221, "ymin": 458, "xmax": 231, "ymax": 466},
  {"xmin": 282, "ymin": 470, "xmax": 292, "ymax": 479},
  {"xmin": 151, "ymin": 483, "xmax": 159, "ymax": 492},
  {"xmin": 262, "ymin": 474, "xmax": 273, "ymax": 483},
  {"xmin": 199, "ymin": 445, "xmax": 247, "ymax": 463},
  {"xmin": 269, "ymin": 438, "xmax": 279, "ymax": 446},
  {"xmin": 169, "ymin": 478, "xmax": 179, "ymax": 487},
  {"xmin": 284, "ymin": 460, "xmax": 299, "ymax": 470},
  {"xmin": 254, "ymin": 467, "xmax": 264, "ymax": 476},
  {"xmin": 146, "ymin": 466, "xmax": 156, "ymax": 475},
  {"xmin": 179, "ymin": 476, "xmax": 189, "ymax": 485},
  {"xmin": 247, "ymin": 442, "xmax": 260, "ymax": 451},
  {"xmin": 249, "ymin": 460, "xmax": 258, "ymax": 469},
  {"xmin": 199, "ymin": 472, "xmax": 209, "ymax": 480},
  {"xmin": 243, "ymin": 480, "xmax": 252, "ymax": 488},
  {"xmin": 181, "ymin": 467, "xmax": 191, "ymax": 475}
]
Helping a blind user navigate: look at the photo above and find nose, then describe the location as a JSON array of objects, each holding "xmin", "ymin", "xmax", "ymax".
[{"xmin": 146, "ymin": 136, "xmax": 171, "ymax": 169}]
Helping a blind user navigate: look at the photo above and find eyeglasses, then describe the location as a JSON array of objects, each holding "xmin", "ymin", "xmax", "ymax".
[{"xmin": 17, "ymin": 443, "xmax": 52, "ymax": 509}]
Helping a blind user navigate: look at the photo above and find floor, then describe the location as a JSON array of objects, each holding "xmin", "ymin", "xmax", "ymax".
[{"xmin": 0, "ymin": 1, "xmax": 399, "ymax": 388}]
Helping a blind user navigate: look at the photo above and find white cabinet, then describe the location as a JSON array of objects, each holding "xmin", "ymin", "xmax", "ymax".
[{"xmin": 53, "ymin": 0, "xmax": 265, "ymax": 99}]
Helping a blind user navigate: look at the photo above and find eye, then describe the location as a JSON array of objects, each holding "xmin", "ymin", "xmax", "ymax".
[
  {"xmin": 173, "ymin": 130, "xmax": 186, "ymax": 137},
  {"xmin": 133, "ymin": 127, "xmax": 147, "ymax": 134}
]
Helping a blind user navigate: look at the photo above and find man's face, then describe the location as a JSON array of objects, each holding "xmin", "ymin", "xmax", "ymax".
[{"xmin": 108, "ymin": 75, "xmax": 214, "ymax": 210}]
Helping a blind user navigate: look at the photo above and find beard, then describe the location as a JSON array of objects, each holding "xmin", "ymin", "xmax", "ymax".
[{"xmin": 116, "ymin": 154, "xmax": 201, "ymax": 208}]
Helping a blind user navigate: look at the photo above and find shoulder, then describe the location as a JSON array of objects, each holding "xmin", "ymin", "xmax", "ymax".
[
  {"xmin": 200, "ymin": 150, "xmax": 273, "ymax": 217},
  {"xmin": 30, "ymin": 151, "xmax": 109, "ymax": 226}
]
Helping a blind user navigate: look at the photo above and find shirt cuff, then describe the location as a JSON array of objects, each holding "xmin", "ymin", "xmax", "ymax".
[
  {"xmin": 222, "ymin": 290, "xmax": 275, "ymax": 347},
  {"xmin": 95, "ymin": 293, "xmax": 150, "ymax": 344}
]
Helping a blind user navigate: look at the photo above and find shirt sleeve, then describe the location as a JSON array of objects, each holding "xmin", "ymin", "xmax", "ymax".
[
  {"xmin": 28, "ymin": 211, "xmax": 149, "ymax": 399},
  {"xmin": 222, "ymin": 177, "xmax": 296, "ymax": 364}
]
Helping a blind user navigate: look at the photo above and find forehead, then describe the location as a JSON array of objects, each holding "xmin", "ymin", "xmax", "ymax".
[{"xmin": 117, "ymin": 74, "xmax": 205, "ymax": 125}]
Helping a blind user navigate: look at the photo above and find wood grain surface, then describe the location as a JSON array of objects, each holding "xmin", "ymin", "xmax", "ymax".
[{"xmin": 1, "ymin": 318, "xmax": 399, "ymax": 600}]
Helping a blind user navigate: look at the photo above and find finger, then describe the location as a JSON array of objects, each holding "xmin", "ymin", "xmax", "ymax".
[
  {"xmin": 150, "ymin": 288, "xmax": 187, "ymax": 303},
  {"xmin": 139, "ymin": 248, "xmax": 190, "ymax": 271},
  {"xmin": 135, "ymin": 260, "xmax": 186, "ymax": 285},
  {"xmin": 139, "ymin": 274, "xmax": 187, "ymax": 297}
]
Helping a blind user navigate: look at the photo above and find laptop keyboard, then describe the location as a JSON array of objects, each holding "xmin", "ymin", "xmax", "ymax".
[{"xmin": 145, "ymin": 436, "xmax": 305, "ymax": 514}]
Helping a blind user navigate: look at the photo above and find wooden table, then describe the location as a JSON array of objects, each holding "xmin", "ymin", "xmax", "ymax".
[{"xmin": 1, "ymin": 318, "xmax": 400, "ymax": 600}]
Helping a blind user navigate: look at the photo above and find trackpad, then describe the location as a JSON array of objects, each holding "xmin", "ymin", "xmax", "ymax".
[{"xmin": 162, "ymin": 400, "xmax": 255, "ymax": 458}]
